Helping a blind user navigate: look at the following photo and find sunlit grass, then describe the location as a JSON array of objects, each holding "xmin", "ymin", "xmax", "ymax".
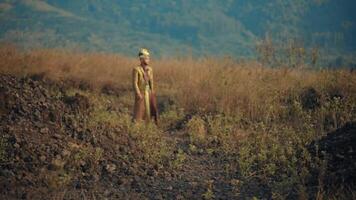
[{"xmin": 1, "ymin": 45, "xmax": 355, "ymax": 198}]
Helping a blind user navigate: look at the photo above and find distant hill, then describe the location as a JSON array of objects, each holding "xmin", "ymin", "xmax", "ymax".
[{"xmin": 0, "ymin": 0, "xmax": 355, "ymax": 61}]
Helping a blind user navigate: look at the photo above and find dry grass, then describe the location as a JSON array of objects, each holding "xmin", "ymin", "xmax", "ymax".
[
  {"xmin": 1, "ymin": 44, "xmax": 355, "ymax": 125},
  {"xmin": 1, "ymin": 44, "xmax": 356, "ymax": 198}
]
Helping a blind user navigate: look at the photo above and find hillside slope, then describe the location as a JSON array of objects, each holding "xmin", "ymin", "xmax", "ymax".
[{"xmin": 0, "ymin": 0, "xmax": 355, "ymax": 59}]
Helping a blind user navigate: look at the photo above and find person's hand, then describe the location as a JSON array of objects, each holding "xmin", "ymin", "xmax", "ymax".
[{"xmin": 136, "ymin": 93, "xmax": 143, "ymax": 100}]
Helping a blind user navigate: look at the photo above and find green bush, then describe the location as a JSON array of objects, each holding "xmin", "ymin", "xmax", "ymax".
[
  {"xmin": 127, "ymin": 122, "xmax": 173, "ymax": 165},
  {"xmin": 185, "ymin": 115, "xmax": 207, "ymax": 146}
]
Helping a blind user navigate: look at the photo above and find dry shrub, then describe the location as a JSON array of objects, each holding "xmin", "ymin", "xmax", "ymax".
[
  {"xmin": 1, "ymin": 45, "xmax": 356, "ymax": 198},
  {"xmin": 1, "ymin": 45, "xmax": 355, "ymax": 128}
]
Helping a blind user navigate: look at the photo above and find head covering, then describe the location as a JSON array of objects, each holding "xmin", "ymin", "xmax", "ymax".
[{"xmin": 138, "ymin": 48, "xmax": 150, "ymax": 58}]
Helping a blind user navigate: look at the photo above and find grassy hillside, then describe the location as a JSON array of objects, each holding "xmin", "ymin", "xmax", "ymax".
[
  {"xmin": 0, "ymin": 46, "xmax": 356, "ymax": 199},
  {"xmin": 0, "ymin": 0, "xmax": 356, "ymax": 63}
]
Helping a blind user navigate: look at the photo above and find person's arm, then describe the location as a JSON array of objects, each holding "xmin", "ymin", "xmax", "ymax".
[
  {"xmin": 149, "ymin": 68, "xmax": 154, "ymax": 93},
  {"xmin": 132, "ymin": 68, "xmax": 142, "ymax": 98}
]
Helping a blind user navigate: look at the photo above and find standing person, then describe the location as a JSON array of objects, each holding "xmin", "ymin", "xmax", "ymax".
[{"xmin": 132, "ymin": 48, "xmax": 158, "ymax": 124}]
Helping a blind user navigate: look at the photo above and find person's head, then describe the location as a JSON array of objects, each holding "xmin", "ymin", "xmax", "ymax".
[{"xmin": 138, "ymin": 48, "xmax": 150, "ymax": 66}]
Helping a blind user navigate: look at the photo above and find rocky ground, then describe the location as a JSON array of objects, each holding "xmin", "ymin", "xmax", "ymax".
[
  {"xmin": 308, "ymin": 121, "xmax": 356, "ymax": 189},
  {"xmin": 0, "ymin": 74, "xmax": 237, "ymax": 199},
  {"xmin": 0, "ymin": 73, "xmax": 355, "ymax": 199}
]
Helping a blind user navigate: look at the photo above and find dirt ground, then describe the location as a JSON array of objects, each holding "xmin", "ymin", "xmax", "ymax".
[{"xmin": 1, "ymin": 74, "xmax": 355, "ymax": 199}]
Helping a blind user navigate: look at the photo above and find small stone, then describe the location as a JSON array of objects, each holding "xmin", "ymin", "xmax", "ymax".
[
  {"xmin": 105, "ymin": 164, "xmax": 116, "ymax": 174},
  {"xmin": 61, "ymin": 149, "xmax": 71, "ymax": 157},
  {"xmin": 40, "ymin": 155, "xmax": 46, "ymax": 162},
  {"xmin": 190, "ymin": 181, "xmax": 198, "ymax": 187},
  {"xmin": 40, "ymin": 127, "xmax": 49, "ymax": 134},
  {"xmin": 53, "ymin": 134, "xmax": 63, "ymax": 139}
]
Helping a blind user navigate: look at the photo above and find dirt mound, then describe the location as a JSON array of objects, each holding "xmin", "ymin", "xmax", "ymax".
[
  {"xmin": 0, "ymin": 74, "xmax": 172, "ymax": 199},
  {"xmin": 308, "ymin": 121, "xmax": 356, "ymax": 187},
  {"xmin": 0, "ymin": 74, "xmax": 252, "ymax": 199}
]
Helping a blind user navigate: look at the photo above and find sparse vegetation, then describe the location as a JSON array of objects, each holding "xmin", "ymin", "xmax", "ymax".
[{"xmin": 0, "ymin": 46, "xmax": 355, "ymax": 199}]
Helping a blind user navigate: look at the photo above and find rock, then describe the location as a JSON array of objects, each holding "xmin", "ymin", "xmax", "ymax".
[
  {"xmin": 105, "ymin": 164, "xmax": 117, "ymax": 174},
  {"xmin": 40, "ymin": 127, "xmax": 49, "ymax": 134},
  {"xmin": 308, "ymin": 122, "xmax": 356, "ymax": 187},
  {"xmin": 52, "ymin": 133, "xmax": 63, "ymax": 140},
  {"xmin": 61, "ymin": 149, "xmax": 71, "ymax": 157},
  {"xmin": 39, "ymin": 155, "xmax": 46, "ymax": 162}
]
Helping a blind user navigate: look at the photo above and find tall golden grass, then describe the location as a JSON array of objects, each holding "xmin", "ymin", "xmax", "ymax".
[{"xmin": 1, "ymin": 45, "xmax": 355, "ymax": 129}]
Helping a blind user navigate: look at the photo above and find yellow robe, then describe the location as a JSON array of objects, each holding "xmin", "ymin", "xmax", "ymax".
[{"xmin": 132, "ymin": 65, "xmax": 154, "ymax": 123}]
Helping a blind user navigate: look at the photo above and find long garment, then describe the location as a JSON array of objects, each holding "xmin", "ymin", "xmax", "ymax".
[{"xmin": 132, "ymin": 65, "xmax": 158, "ymax": 124}]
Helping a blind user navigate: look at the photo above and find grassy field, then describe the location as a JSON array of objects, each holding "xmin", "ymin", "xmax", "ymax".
[{"xmin": 1, "ymin": 45, "xmax": 356, "ymax": 199}]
